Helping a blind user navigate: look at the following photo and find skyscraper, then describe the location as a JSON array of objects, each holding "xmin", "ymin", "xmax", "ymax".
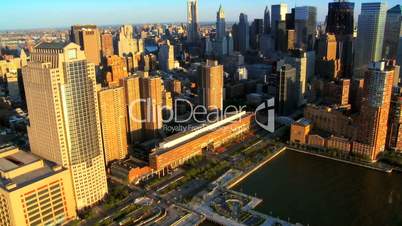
[
  {"xmin": 23, "ymin": 42, "xmax": 108, "ymax": 209},
  {"xmin": 105, "ymin": 55, "xmax": 128, "ymax": 87},
  {"xmin": 354, "ymin": 2, "xmax": 387, "ymax": 78},
  {"xmin": 387, "ymin": 87, "xmax": 402, "ymax": 151},
  {"xmin": 101, "ymin": 32, "xmax": 114, "ymax": 58},
  {"xmin": 238, "ymin": 13, "xmax": 250, "ymax": 52},
  {"xmin": 70, "ymin": 25, "xmax": 101, "ymax": 65},
  {"xmin": 250, "ymin": 19, "xmax": 264, "ymax": 50},
  {"xmin": 326, "ymin": 1, "xmax": 355, "ymax": 35},
  {"xmin": 139, "ymin": 75, "xmax": 163, "ymax": 138},
  {"xmin": 216, "ymin": 5, "xmax": 226, "ymax": 40},
  {"xmin": 356, "ymin": 61, "xmax": 395, "ymax": 159},
  {"xmin": 277, "ymin": 64, "xmax": 298, "ymax": 116},
  {"xmin": 295, "ymin": 6, "xmax": 317, "ymax": 50},
  {"xmin": 285, "ymin": 50, "xmax": 307, "ymax": 105},
  {"xmin": 187, "ymin": 0, "xmax": 199, "ymax": 43},
  {"xmin": 383, "ymin": 5, "xmax": 402, "ymax": 59},
  {"xmin": 326, "ymin": 1, "xmax": 355, "ymax": 77},
  {"xmin": 118, "ymin": 25, "xmax": 139, "ymax": 57},
  {"xmin": 98, "ymin": 86, "xmax": 128, "ymax": 164},
  {"xmin": 158, "ymin": 40, "xmax": 175, "ymax": 72},
  {"xmin": 271, "ymin": 4, "xmax": 288, "ymax": 37},
  {"xmin": 200, "ymin": 60, "xmax": 224, "ymax": 111},
  {"xmin": 398, "ymin": 37, "xmax": 402, "ymax": 80},
  {"xmin": 316, "ymin": 33, "xmax": 342, "ymax": 80},
  {"xmin": 264, "ymin": 6, "xmax": 271, "ymax": 34},
  {"xmin": 122, "ymin": 76, "xmax": 143, "ymax": 143}
]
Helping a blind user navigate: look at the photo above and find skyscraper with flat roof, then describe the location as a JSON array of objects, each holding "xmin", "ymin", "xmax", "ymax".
[
  {"xmin": 139, "ymin": 75, "xmax": 163, "ymax": 138},
  {"xmin": 200, "ymin": 60, "xmax": 224, "ymax": 111},
  {"xmin": 326, "ymin": 1, "xmax": 354, "ymax": 35},
  {"xmin": 70, "ymin": 25, "xmax": 101, "ymax": 65},
  {"xmin": 98, "ymin": 86, "xmax": 128, "ymax": 164},
  {"xmin": 158, "ymin": 41, "xmax": 175, "ymax": 72},
  {"xmin": 354, "ymin": 2, "xmax": 387, "ymax": 78},
  {"xmin": 271, "ymin": 4, "xmax": 288, "ymax": 37},
  {"xmin": 22, "ymin": 42, "xmax": 108, "ymax": 209},
  {"xmin": 238, "ymin": 13, "xmax": 250, "ymax": 52},
  {"xmin": 101, "ymin": 32, "xmax": 114, "ymax": 58},
  {"xmin": 325, "ymin": 1, "xmax": 355, "ymax": 76},
  {"xmin": 356, "ymin": 61, "xmax": 395, "ymax": 159},
  {"xmin": 383, "ymin": 5, "xmax": 402, "ymax": 59},
  {"xmin": 277, "ymin": 64, "xmax": 298, "ymax": 116},
  {"xmin": 122, "ymin": 76, "xmax": 143, "ymax": 143},
  {"xmin": 294, "ymin": 6, "xmax": 317, "ymax": 50}
]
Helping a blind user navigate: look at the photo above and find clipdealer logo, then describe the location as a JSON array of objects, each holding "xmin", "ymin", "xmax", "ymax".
[
  {"xmin": 254, "ymin": 98, "xmax": 275, "ymax": 133},
  {"xmin": 128, "ymin": 97, "xmax": 275, "ymax": 132}
]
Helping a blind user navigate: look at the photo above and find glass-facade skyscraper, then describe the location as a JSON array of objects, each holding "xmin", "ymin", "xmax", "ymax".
[
  {"xmin": 23, "ymin": 42, "xmax": 108, "ymax": 210},
  {"xmin": 354, "ymin": 2, "xmax": 387, "ymax": 78}
]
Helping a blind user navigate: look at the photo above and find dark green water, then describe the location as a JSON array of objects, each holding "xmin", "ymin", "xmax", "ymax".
[{"xmin": 233, "ymin": 150, "xmax": 402, "ymax": 226}]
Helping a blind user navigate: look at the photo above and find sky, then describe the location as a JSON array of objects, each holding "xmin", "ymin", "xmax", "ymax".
[{"xmin": 0, "ymin": 0, "xmax": 398, "ymax": 30}]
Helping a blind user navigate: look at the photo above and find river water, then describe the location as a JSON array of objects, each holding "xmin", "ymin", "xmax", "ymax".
[{"xmin": 233, "ymin": 150, "xmax": 402, "ymax": 226}]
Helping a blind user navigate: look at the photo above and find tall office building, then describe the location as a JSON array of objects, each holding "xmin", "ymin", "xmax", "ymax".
[
  {"xmin": 398, "ymin": 37, "xmax": 402, "ymax": 80},
  {"xmin": 250, "ymin": 19, "xmax": 264, "ymax": 50},
  {"xmin": 277, "ymin": 64, "xmax": 298, "ymax": 116},
  {"xmin": 0, "ymin": 146, "xmax": 76, "ymax": 226},
  {"xmin": 70, "ymin": 25, "xmax": 101, "ymax": 65},
  {"xmin": 286, "ymin": 8, "xmax": 296, "ymax": 30},
  {"xmin": 295, "ymin": 6, "xmax": 317, "ymax": 50},
  {"xmin": 326, "ymin": 1, "xmax": 355, "ymax": 77},
  {"xmin": 326, "ymin": 1, "xmax": 354, "ymax": 35},
  {"xmin": 98, "ymin": 87, "xmax": 128, "ymax": 164},
  {"xmin": 200, "ymin": 60, "xmax": 224, "ymax": 111},
  {"xmin": 122, "ymin": 76, "xmax": 143, "ymax": 143},
  {"xmin": 118, "ymin": 25, "xmax": 139, "ymax": 57},
  {"xmin": 264, "ymin": 6, "xmax": 271, "ymax": 34},
  {"xmin": 354, "ymin": 2, "xmax": 387, "ymax": 78},
  {"xmin": 316, "ymin": 33, "xmax": 342, "ymax": 79},
  {"xmin": 158, "ymin": 40, "xmax": 175, "ymax": 72},
  {"xmin": 387, "ymin": 87, "xmax": 402, "ymax": 151},
  {"xmin": 101, "ymin": 32, "xmax": 114, "ymax": 58},
  {"xmin": 187, "ymin": 0, "xmax": 199, "ymax": 43},
  {"xmin": 22, "ymin": 42, "xmax": 108, "ymax": 209},
  {"xmin": 383, "ymin": 5, "xmax": 402, "ymax": 59},
  {"xmin": 356, "ymin": 61, "xmax": 395, "ymax": 159},
  {"xmin": 271, "ymin": 4, "xmax": 288, "ymax": 37},
  {"xmin": 213, "ymin": 6, "xmax": 230, "ymax": 58},
  {"xmin": 216, "ymin": 5, "xmax": 226, "ymax": 40},
  {"xmin": 238, "ymin": 13, "xmax": 250, "ymax": 52},
  {"xmin": 139, "ymin": 75, "xmax": 163, "ymax": 138},
  {"xmin": 285, "ymin": 50, "xmax": 307, "ymax": 105}
]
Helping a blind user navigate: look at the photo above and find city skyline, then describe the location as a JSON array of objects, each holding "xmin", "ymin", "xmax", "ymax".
[
  {"xmin": 1, "ymin": 0, "xmax": 402, "ymax": 225},
  {"xmin": 1, "ymin": 0, "xmax": 400, "ymax": 30}
]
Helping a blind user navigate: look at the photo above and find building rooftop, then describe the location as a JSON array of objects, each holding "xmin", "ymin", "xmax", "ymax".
[
  {"xmin": 35, "ymin": 42, "xmax": 69, "ymax": 50},
  {"xmin": 295, "ymin": 118, "xmax": 312, "ymax": 126},
  {"xmin": 388, "ymin": 4, "xmax": 401, "ymax": 13},
  {"xmin": 153, "ymin": 112, "xmax": 251, "ymax": 155},
  {"xmin": 0, "ymin": 146, "xmax": 65, "ymax": 192}
]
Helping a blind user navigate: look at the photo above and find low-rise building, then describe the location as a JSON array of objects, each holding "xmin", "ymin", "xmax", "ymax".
[
  {"xmin": 290, "ymin": 118, "xmax": 311, "ymax": 144},
  {"xmin": 0, "ymin": 146, "xmax": 76, "ymax": 226}
]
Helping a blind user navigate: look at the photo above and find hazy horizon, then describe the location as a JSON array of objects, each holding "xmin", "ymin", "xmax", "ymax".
[{"xmin": 1, "ymin": 0, "xmax": 399, "ymax": 30}]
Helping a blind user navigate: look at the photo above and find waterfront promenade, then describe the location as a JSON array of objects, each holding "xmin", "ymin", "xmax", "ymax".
[{"xmin": 286, "ymin": 147, "xmax": 393, "ymax": 173}]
